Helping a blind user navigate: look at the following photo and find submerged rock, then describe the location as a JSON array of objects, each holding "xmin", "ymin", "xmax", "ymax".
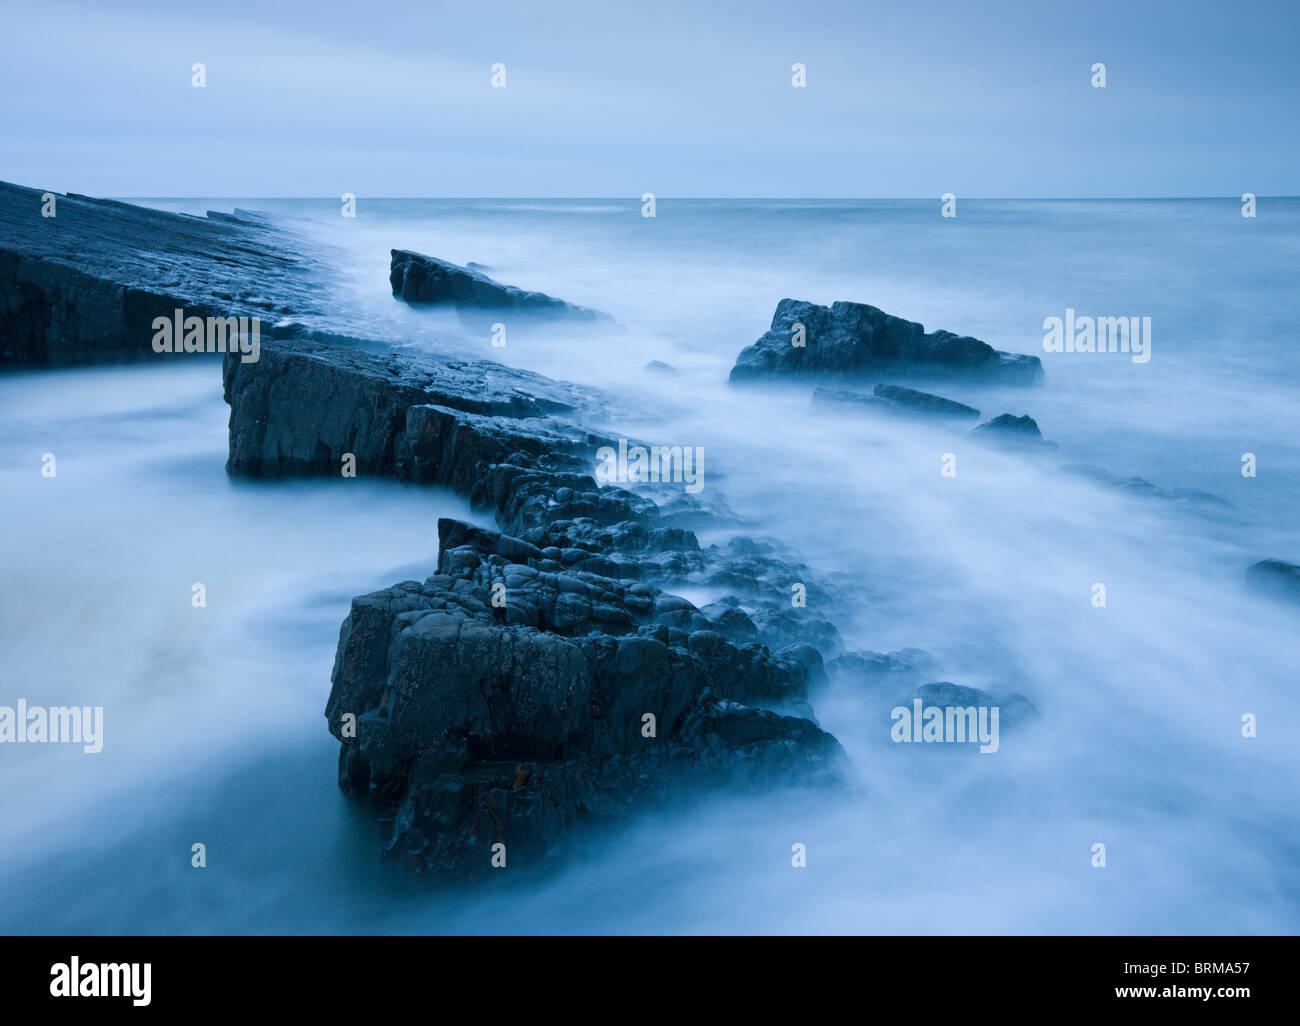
[
  {"xmin": 1062, "ymin": 463, "xmax": 1231, "ymax": 511},
  {"xmin": 972, "ymin": 413, "xmax": 1058, "ymax": 448},
  {"xmin": 909, "ymin": 682, "xmax": 1039, "ymax": 732},
  {"xmin": 825, "ymin": 648, "xmax": 942, "ymax": 685},
  {"xmin": 873, "ymin": 384, "xmax": 981, "ymax": 419},
  {"xmin": 1247, "ymin": 560, "xmax": 1300, "ymax": 603},
  {"xmin": 730, "ymin": 298, "xmax": 1042, "ymax": 386},
  {"xmin": 390, "ymin": 249, "xmax": 610, "ymax": 321},
  {"xmin": 812, "ymin": 384, "xmax": 980, "ymax": 420}
]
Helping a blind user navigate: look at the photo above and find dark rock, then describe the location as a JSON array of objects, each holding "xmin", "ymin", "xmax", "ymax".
[
  {"xmin": 390, "ymin": 249, "xmax": 609, "ymax": 321},
  {"xmin": 1247, "ymin": 560, "xmax": 1300, "ymax": 603},
  {"xmin": 812, "ymin": 384, "xmax": 980, "ymax": 420},
  {"xmin": 325, "ymin": 518, "xmax": 844, "ymax": 877},
  {"xmin": 972, "ymin": 413, "xmax": 1058, "ymax": 448},
  {"xmin": 730, "ymin": 298, "xmax": 1042, "ymax": 386},
  {"xmin": 825, "ymin": 647, "xmax": 942, "ymax": 685},
  {"xmin": 220, "ymin": 325, "xmax": 851, "ymax": 878},
  {"xmin": 222, "ymin": 330, "xmax": 599, "ymax": 483},
  {"xmin": 872, "ymin": 384, "xmax": 980, "ymax": 419},
  {"xmin": 0, "ymin": 180, "xmax": 336, "ymax": 368},
  {"xmin": 1062, "ymin": 463, "xmax": 1232, "ymax": 511},
  {"xmin": 906, "ymin": 682, "xmax": 1039, "ymax": 735}
]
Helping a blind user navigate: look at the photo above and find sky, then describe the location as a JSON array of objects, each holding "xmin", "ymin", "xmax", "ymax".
[{"xmin": 1, "ymin": 0, "xmax": 1296, "ymax": 197}]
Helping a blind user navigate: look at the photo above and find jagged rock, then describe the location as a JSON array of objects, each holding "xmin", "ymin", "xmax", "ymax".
[
  {"xmin": 909, "ymin": 683, "xmax": 1039, "ymax": 732},
  {"xmin": 972, "ymin": 413, "xmax": 1057, "ymax": 448},
  {"xmin": 325, "ymin": 519, "xmax": 844, "ymax": 877},
  {"xmin": 1247, "ymin": 560, "xmax": 1300, "ymax": 603},
  {"xmin": 730, "ymin": 298, "xmax": 1042, "ymax": 386},
  {"xmin": 220, "ymin": 327, "xmax": 850, "ymax": 878},
  {"xmin": 390, "ymin": 249, "xmax": 610, "ymax": 321},
  {"xmin": 223, "ymin": 329, "xmax": 598, "ymax": 482},
  {"xmin": 825, "ymin": 647, "xmax": 942, "ymax": 685},
  {"xmin": 812, "ymin": 383, "xmax": 980, "ymax": 420},
  {"xmin": 1, "ymin": 177, "xmax": 852, "ymax": 884}
]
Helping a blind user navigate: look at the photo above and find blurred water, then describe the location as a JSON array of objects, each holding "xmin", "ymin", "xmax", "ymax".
[{"xmin": 1, "ymin": 199, "xmax": 1297, "ymax": 933}]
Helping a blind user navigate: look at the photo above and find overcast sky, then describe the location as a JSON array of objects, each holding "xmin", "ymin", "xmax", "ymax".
[{"xmin": 1, "ymin": 0, "xmax": 1296, "ymax": 197}]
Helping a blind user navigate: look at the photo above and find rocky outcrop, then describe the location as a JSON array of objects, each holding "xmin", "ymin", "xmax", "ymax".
[
  {"xmin": 825, "ymin": 652, "xmax": 1039, "ymax": 746},
  {"xmin": 223, "ymin": 333, "xmax": 849, "ymax": 878},
  {"xmin": 222, "ymin": 327, "xmax": 599, "ymax": 483},
  {"xmin": 0, "ymin": 180, "xmax": 335, "ymax": 368},
  {"xmin": 972, "ymin": 413, "xmax": 1057, "ymax": 448},
  {"xmin": 390, "ymin": 249, "xmax": 610, "ymax": 321},
  {"xmin": 812, "ymin": 383, "xmax": 981, "ymax": 420},
  {"xmin": 730, "ymin": 299, "xmax": 1042, "ymax": 386},
  {"xmin": 325, "ymin": 518, "xmax": 842, "ymax": 877},
  {"xmin": 1247, "ymin": 559, "xmax": 1300, "ymax": 603},
  {"xmin": 825, "ymin": 647, "xmax": 942, "ymax": 685}
]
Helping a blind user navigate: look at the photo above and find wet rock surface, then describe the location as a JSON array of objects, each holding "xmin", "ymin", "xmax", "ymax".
[
  {"xmin": 825, "ymin": 651, "xmax": 1039, "ymax": 744},
  {"xmin": 730, "ymin": 298, "xmax": 1043, "ymax": 386},
  {"xmin": 0, "ymin": 180, "xmax": 336, "ymax": 368},
  {"xmin": 390, "ymin": 249, "xmax": 610, "ymax": 322},
  {"xmin": 223, "ymin": 332, "xmax": 850, "ymax": 878},
  {"xmin": 972, "ymin": 412, "xmax": 1058, "ymax": 448},
  {"xmin": 325, "ymin": 518, "xmax": 843, "ymax": 877},
  {"xmin": 812, "ymin": 383, "xmax": 981, "ymax": 420}
]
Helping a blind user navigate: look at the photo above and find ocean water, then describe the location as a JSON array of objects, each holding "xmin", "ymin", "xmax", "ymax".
[{"xmin": 1, "ymin": 198, "xmax": 1297, "ymax": 934}]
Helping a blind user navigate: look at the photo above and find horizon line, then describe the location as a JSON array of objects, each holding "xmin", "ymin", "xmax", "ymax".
[{"xmin": 102, "ymin": 194, "xmax": 1299, "ymax": 202}]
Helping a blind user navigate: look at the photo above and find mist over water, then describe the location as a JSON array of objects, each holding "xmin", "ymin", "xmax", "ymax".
[{"xmin": 2, "ymin": 199, "xmax": 1297, "ymax": 933}]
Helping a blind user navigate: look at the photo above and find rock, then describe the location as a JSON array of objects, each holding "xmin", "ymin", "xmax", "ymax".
[
  {"xmin": 730, "ymin": 298, "xmax": 1042, "ymax": 386},
  {"xmin": 1062, "ymin": 463, "xmax": 1232, "ymax": 511},
  {"xmin": 972, "ymin": 413, "xmax": 1058, "ymax": 448},
  {"xmin": 899, "ymin": 681, "xmax": 1040, "ymax": 738},
  {"xmin": 872, "ymin": 384, "xmax": 980, "ymax": 419},
  {"xmin": 907, "ymin": 682, "xmax": 1039, "ymax": 734},
  {"xmin": 825, "ymin": 647, "xmax": 942, "ymax": 685},
  {"xmin": 222, "ymin": 328, "xmax": 598, "ymax": 483},
  {"xmin": 390, "ymin": 249, "xmax": 610, "ymax": 321},
  {"xmin": 325, "ymin": 518, "xmax": 844, "ymax": 877},
  {"xmin": 6, "ymin": 178, "xmax": 854, "ymax": 880},
  {"xmin": 221, "ymin": 327, "xmax": 851, "ymax": 878},
  {"xmin": 812, "ymin": 384, "xmax": 980, "ymax": 420},
  {"xmin": 0, "ymin": 180, "xmax": 336, "ymax": 368},
  {"xmin": 644, "ymin": 360, "xmax": 679, "ymax": 375},
  {"xmin": 1247, "ymin": 560, "xmax": 1300, "ymax": 603}
]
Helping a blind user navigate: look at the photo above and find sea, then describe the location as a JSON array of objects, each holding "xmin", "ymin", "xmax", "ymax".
[{"xmin": 1, "ymin": 197, "xmax": 1297, "ymax": 933}]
